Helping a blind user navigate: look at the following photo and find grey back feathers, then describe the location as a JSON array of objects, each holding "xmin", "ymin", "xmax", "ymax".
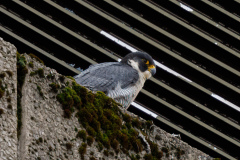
[{"xmin": 75, "ymin": 62, "xmax": 139, "ymax": 93}]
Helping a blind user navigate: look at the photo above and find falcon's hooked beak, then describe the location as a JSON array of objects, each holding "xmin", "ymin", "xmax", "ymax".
[
  {"xmin": 145, "ymin": 60, "xmax": 156, "ymax": 76},
  {"xmin": 148, "ymin": 65, "xmax": 156, "ymax": 76}
]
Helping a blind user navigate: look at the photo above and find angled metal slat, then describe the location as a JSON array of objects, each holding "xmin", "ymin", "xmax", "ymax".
[{"xmin": 234, "ymin": 0, "xmax": 240, "ymax": 4}]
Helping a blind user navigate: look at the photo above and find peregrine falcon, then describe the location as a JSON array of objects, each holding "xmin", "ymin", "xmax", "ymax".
[{"xmin": 74, "ymin": 52, "xmax": 156, "ymax": 109}]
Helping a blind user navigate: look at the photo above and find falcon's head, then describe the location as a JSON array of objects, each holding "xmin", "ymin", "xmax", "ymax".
[{"xmin": 121, "ymin": 52, "xmax": 156, "ymax": 79}]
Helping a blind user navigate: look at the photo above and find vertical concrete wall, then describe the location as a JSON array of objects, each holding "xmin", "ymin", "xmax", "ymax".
[{"xmin": 18, "ymin": 54, "xmax": 83, "ymax": 160}]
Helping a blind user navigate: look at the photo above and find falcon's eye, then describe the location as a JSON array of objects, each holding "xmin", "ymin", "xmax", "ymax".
[
  {"xmin": 142, "ymin": 59, "xmax": 149, "ymax": 64},
  {"xmin": 142, "ymin": 59, "xmax": 147, "ymax": 63}
]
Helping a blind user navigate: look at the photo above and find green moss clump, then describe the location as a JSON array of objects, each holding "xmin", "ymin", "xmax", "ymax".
[
  {"xmin": 99, "ymin": 133, "xmax": 110, "ymax": 149},
  {"xmin": 90, "ymin": 118, "xmax": 100, "ymax": 132},
  {"xmin": 49, "ymin": 83, "xmax": 60, "ymax": 93},
  {"xmin": 78, "ymin": 108, "xmax": 92, "ymax": 127},
  {"xmin": 72, "ymin": 82, "xmax": 88, "ymax": 105},
  {"xmin": 132, "ymin": 118, "xmax": 142, "ymax": 128},
  {"xmin": 145, "ymin": 120, "xmax": 153, "ymax": 129},
  {"xmin": 147, "ymin": 140, "xmax": 163, "ymax": 159},
  {"xmin": 130, "ymin": 137, "xmax": 143, "ymax": 153},
  {"xmin": 37, "ymin": 68, "xmax": 44, "ymax": 78},
  {"xmin": 66, "ymin": 81, "xmax": 69, "ymax": 86},
  {"xmin": 47, "ymin": 73, "xmax": 54, "ymax": 79},
  {"xmin": 57, "ymin": 87, "xmax": 75, "ymax": 106},
  {"xmin": 128, "ymin": 128, "xmax": 138, "ymax": 137},
  {"xmin": 71, "ymin": 82, "xmax": 81, "ymax": 94},
  {"xmin": 100, "ymin": 115, "xmax": 112, "ymax": 131},
  {"xmin": 37, "ymin": 85, "xmax": 44, "ymax": 97},
  {"xmin": 87, "ymin": 136, "xmax": 94, "ymax": 146},
  {"xmin": 29, "ymin": 53, "xmax": 44, "ymax": 64},
  {"xmin": 121, "ymin": 133, "xmax": 132, "ymax": 150},
  {"xmin": 30, "ymin": 71, "xmax": 36, "ymax": 76},
  {"xmin": 93, "ymin": 91, "xmax": 107, "ymax": 107},
  {"xmin": 123, "ymin": 113, "xmax": 132, "ymax": 123},
  {"xmin": 28, "ymin": 62, "xmax": 34, "ymax": 68},
  {"xmin": 73, "ymin": 95, "xmax": 82, "ymax": 109},
  {"xmin": 77, "ymin": 130, "xmax": 87, "ymax": 142},
  {"xmin": 86, "ymin": 92, "xmax": 95, "ymax": 103},
  {"xmin": 86, "ymin": 126, "xmax": 96, "ymax": 137},
  {"xmin": 57, "ymin": 87, "xmax": 81, "ymax": 118},
  {"xmin": 17, "ymin": 54, "xmax": 27, "ymax": 69},
  {"xmin": 111, "ymin": 139, "xmax": 119, "ymax": 150},
  {"xmin": 30, "ymin": 68, "xmax": 44, "ymax": 78},
  {"xmin": 78, "ymin": 143, "xmax": 87, "ymax": 156}
]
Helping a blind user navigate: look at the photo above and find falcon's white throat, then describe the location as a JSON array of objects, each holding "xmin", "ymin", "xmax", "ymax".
[{"xmin": 128, "ymin": 60, "xmax": 152, "ymax": 80}]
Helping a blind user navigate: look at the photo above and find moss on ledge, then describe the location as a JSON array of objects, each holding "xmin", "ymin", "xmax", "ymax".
[{"xmin": 56, "ymin": 80, "xmax": 166, "ymax": 159}]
